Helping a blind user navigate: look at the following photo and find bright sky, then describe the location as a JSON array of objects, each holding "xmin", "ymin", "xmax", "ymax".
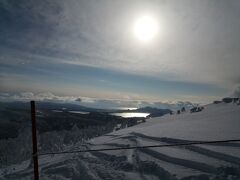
[{"xmin": 1, "ymin": 0, "xmax": 240, "ymax": 105}]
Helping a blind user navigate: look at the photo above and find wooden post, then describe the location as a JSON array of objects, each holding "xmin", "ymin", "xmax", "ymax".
[{"xmin": 31, "ymin": 101, "xmax": 39, "ymax": 180}]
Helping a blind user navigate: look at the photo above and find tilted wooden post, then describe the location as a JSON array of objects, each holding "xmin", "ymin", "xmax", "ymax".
[{"xmin": 31, "ymin": 101, "xmax": 39, "ymax": 180}]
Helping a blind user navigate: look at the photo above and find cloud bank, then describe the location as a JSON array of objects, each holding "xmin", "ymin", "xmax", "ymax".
[
  {"xmin": 232, "ymin": 85, "xmax": 240, "ymax": 98},
  {"xmin": 0, "ymin": 92, "xmax": 196, "ymax": 110}
]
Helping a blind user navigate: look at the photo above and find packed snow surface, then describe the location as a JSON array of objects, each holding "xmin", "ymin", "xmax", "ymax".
[{"xmin": 1, "ymin": 103, "xmax": 240, "ymax": 179}]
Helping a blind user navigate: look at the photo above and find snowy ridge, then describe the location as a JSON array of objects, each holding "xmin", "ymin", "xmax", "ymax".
[{"xmin": 1, "ymin": 103, "xmax": 240, "ymax": 179}]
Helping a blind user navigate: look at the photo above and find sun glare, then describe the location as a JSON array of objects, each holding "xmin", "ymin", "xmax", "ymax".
[{"xmin": 133, "ymin": 15, "xmax": 159, "ymax": 43}]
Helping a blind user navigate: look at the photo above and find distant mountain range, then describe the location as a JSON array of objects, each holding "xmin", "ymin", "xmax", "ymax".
[
  {"xmin": 0, "ymin": 101, "xmax": 172, "ymax": 114},
  {"xmin": 0, "ymin": 101, "xmax": 103, "ymax": 112},
  {"xmin": 136, "ymin": 106, "xmax": 171, "ymax": 117}
]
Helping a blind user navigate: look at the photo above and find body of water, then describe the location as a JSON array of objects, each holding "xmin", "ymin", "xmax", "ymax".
[
  {"xmin": 111, "ymin": 112, "xmax": 149, "ymax": 118},
  {"xmin": 116, "ymin": 107, "xmax": 138, "ymax": 111},
  {"xmin": 52, "ymin": 109, "xmax": 148, "ymax": 118},
  {"xmin": 68, "ymin": 111, "xmax": 89, "ymax": 114},
  {"xmin": 52, "ymin": 110, "xmax": 63, "ymax": 113}
]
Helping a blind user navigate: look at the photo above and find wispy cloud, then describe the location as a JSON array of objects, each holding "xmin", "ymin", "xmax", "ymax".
[
  {"xmin": 0, "ymin": 0, "xmax": 240, "ymax": 100},
  {"xmin": 1, "ymin": 1, "xmax": 240, "ymax": 84}
]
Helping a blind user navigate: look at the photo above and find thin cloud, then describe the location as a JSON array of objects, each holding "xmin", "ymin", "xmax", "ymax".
[{"xmin": 1, "ymin": 0, "xmax": 240, "ymax": 86}]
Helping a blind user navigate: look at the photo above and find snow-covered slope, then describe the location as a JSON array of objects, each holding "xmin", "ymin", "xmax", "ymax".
[{"xmin": 1, "ymin": 103, "xmax": 240, "ymax": 179}]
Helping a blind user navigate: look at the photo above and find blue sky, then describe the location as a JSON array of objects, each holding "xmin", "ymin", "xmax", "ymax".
[{"xmin": 1, "ymin": 0, "xmax": 240, "ymax": 104}]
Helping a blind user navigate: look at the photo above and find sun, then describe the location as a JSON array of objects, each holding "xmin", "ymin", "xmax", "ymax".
[{"xmin": 133, "ymin": 15, "xmax": 159, "ymax": 43}]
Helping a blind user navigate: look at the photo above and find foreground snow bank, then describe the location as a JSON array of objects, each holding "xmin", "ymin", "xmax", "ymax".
[
  {"xmin": 1, "ymin": 103, "xmax": 240, "ymax": 179},
  {"xmin": 94, "ymin": 103, "xmax": 240, "ymax": 142}
]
